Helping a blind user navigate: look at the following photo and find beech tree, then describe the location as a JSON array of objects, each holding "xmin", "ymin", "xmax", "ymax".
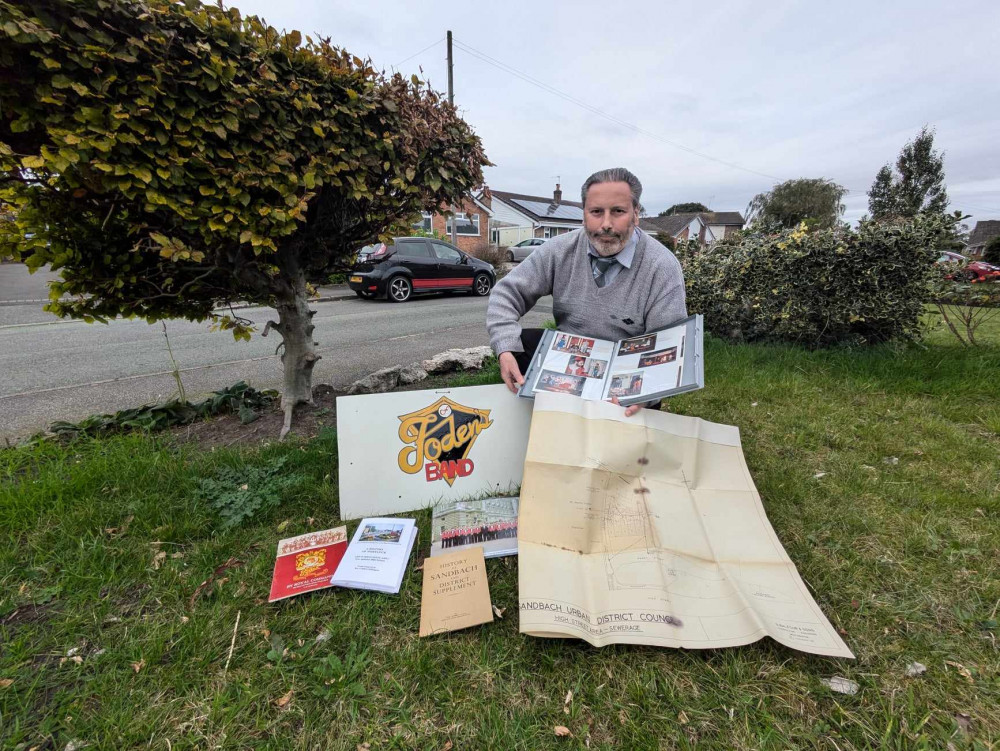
[{"xmin": 0, "ymin": 0, "xmax": 488, "ymax": 435}]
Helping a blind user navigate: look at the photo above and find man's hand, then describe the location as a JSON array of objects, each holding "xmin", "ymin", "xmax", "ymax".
[
  {"xmin": 608, "ymin": 396, "xmax": 643, "ymax": 417},
  {"xmin": 499, "ymin": 351, "xmax": 525, "ymax": 394}
]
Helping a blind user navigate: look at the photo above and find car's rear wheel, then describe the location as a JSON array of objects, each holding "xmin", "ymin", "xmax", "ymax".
[
  {"xmin": 508, "ymin": 250, "xmax": 515, "ymax": 262},
  {"xmin": 387, "ymin": 276, "xmax": 412, "ymax": 302},
  {"xmin": 473, "ymin": 273, "xmax": 492, "ymax": 296}
]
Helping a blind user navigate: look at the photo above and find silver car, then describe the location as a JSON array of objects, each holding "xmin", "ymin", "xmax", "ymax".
[{"xmin": 508, "ymin": 237, "xmax": 547, "ymax": 262}]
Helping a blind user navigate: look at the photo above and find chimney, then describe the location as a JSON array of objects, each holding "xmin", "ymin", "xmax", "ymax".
[{"xmin": 553, "ymin": 183, "xmax": 562, "ymax": 204}]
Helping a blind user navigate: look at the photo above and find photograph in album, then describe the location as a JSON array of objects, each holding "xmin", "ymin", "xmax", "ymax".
[{"xmin": 519, "ymin": 315, "xmax": 704, "ymax": 406}]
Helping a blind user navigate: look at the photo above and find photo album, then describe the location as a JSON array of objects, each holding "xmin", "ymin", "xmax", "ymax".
[{"xmin": 518, "ymin": 314, "xmax": 704, "ymax": 406}]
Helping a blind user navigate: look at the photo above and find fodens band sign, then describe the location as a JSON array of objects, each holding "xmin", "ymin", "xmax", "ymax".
[
  {"xmin": 337, "ymin": 385, "xmax": 531, "ymax": 519},
  {"xmin": 397, "ymin": 397, "xmax": 493, "ymax": 485}
]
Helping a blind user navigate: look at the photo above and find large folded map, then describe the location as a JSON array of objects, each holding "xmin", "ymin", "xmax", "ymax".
[{"xmin": 518, "ymin": 393, "xmax": 854, "ymax": 658}]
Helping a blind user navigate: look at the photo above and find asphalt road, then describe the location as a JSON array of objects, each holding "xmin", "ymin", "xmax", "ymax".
[{"xmin": 0, "ymin": 265, "xmax": 552, "ymax": 440}]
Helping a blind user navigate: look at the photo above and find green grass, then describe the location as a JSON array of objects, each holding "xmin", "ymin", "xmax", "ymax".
[{"xmin": 1, "ymin": 315, "xmax": 999, "ymax": 749}]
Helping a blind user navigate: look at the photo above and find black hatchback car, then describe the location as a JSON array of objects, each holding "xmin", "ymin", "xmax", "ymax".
[{"xmin": 349, "ymin": 237, "xmax": 496, "ymax": 302}]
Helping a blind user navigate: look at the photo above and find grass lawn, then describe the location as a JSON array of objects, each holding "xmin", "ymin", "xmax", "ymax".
[{"xmin": 2, "ymin": 311, "xmax": 998, "ymax": 749}]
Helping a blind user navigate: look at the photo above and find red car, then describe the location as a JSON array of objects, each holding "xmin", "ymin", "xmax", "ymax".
[{"xmin": 937, "ymin": 252, "xmax": 1000, "ymax": 283}]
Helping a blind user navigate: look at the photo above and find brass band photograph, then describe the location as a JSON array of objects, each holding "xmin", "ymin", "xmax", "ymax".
[
  {"xmin": 565, "ymin": 355, "xmax": 608, "ymax": 379},
  {"xmin": 551, "ymin": 333, "xmax": 595, "ymax": 357},
  {"xmin": 536, "ymin": 370, "xmax": 587, "ymax": 397},
  {"xmin": 637, "ymin": 347, "xmax": 678, "ymax": 368},
  {"xmin": 608, "ymin": 372, "xmax": 644, "ymax": 398},
  {"xmin": 617, "ymin": 334, "xmax": 657, "ymax": 356},
  {"xmin": 430, "ymin": 497, "xmax": 520, "ymax": 558}
]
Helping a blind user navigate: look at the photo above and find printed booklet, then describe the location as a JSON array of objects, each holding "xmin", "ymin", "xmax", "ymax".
[
  {"xmin": 518, "ymin": 314, "xmax": 704, "ymax": 406},
  {"xmin": 330, "ymin": 517, "xmax": 417, "ymax": 594},
  {"xmin": 430, "ymin": 496, "xmax": 519, "ymax": 559},
  {"xmin": 419, "ymin": 547, "xmax": 494, "ymax": 637},
  {"xmin": 268, "ymin": 526, "xmax": 349, "ymax": 603}
]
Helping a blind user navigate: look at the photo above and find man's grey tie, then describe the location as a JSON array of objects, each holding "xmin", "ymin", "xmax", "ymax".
[{"xmin": 592, "ymin": 256, "xmax": 617, "ymax": 288}]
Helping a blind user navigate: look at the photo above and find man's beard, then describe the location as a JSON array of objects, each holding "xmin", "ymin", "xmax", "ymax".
[{"xmin": 589, "ymin": 229, "xmax": 629, "ymax": 257}]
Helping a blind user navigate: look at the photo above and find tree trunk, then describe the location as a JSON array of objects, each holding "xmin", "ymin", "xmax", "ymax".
[{"xmin": 272, "ymin": 268, "xmax": 320, "ymax": 439}]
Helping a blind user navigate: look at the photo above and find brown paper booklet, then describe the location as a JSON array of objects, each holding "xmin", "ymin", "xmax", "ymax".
[{"xmin": 419, "ymin": 547, "xmax": 494, "ymax": 637}]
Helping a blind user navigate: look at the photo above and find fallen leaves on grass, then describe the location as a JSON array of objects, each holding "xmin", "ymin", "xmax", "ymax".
[
  {"xmin": 0, "ymin": 678, "xmax": 13, "ymax": 688},
  {"xmin": 277, "ymin": 520, "xmax": 290, "ymax": 532},
  {"xmin": 554, "ymin": 725, "xmax": 571, "ymax": 737},
  {"xmin": 492, "ymin": 605, "xmax": 505, "ymax": 619},
  {"xmin": 678, "ymin": 711, "xmax": 689, "ymax": 725},
  {"xmin": 151, "ymin": 551, "xmax": 167, "ymax": 570},
  {"xmin": 131, "ymin": 659, "xmax": 145, "ymax": 673},
  {"xmin": 563, "ymin": 689, "xmax": 572, "ymax": 714},
  {"xmin": 945, "ymin": 660, "xmax": 974, "ymax": 684},
  {"xmin": 60, "ymin": 654, "xmax": 84, "ymax": 666},
  {"xmin": 821, "ymin": 676, "xmax": 859, "ymax": 695},
  {"xmin": 188, "ymin": 557, "xmax": 244, "ymax": 610},
  {"xmin": 955, "ymin": 713, "xmax": 973, "ymax": 734},
  {"xmin": 813, "ymin": 472, "xmax": 827, "ymax": 479},
  {"xmin": 441, "ymin": 742, "xmax": 453, "ymax": 751},
  {"xmin": 275, "ymin": 689, "xmax": 293, "ymax": 708}
]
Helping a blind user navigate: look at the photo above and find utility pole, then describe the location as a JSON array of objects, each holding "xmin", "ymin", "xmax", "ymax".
[
  {"xmin": 447, "ymin": 31, "xmax": 454, "ymax": 106},
  {"xmin": 447, "ymin": 30, "xmax": 457, "ymax": 245}
]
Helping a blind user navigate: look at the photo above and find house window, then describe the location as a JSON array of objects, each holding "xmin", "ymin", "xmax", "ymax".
[
  {"xmin": 412, "ymin": 211, "xmax": 433, "ymax": 232},
  {"xmin": 447, "ymin": 212, "xmax": 480, "ymax": 236}
]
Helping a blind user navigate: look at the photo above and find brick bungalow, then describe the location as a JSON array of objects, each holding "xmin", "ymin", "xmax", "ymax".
[{"xmin": 413, "ymin": 193, "xmax": 494, "ymax": 256}]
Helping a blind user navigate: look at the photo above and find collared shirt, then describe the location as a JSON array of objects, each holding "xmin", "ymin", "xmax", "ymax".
[{"xmin": 587, "ymin": 228, "xmax": 640, "ymax": 286}]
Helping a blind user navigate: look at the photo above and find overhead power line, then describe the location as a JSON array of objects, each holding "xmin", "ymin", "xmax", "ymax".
[
  {"xmin": 392, "ymin": 37, "xmax": 445, "ymax": 69},
  {"xmin": 451, "ymin": 37, "xmax": 784, "ymax": 184},
  {"xmin": 436, "ymin": 36, "xmax": 999, "ymax": 215}
]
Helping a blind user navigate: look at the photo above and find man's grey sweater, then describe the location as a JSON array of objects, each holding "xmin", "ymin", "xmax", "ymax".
[{"xmin": 487, "ymin": 228, "xmax": 687, "ymax": 355}]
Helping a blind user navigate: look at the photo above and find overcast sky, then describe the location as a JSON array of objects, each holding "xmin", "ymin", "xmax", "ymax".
[{"xmin": 233, "ymin": 0, "xmax": 1000, "ymax": 227}]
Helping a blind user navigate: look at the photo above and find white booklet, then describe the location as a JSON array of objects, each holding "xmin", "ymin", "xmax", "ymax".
[
  {"xmin": 518, "ymin": 314, "xmax": 704, "ymax": 406},
  {"xmin": 330, "ymin": 517, "xmax": 417, "ymax": 594}
]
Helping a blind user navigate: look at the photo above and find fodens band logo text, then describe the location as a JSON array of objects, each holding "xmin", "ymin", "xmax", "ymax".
[{"xmin": 397, "ymin": 397, "xmax": 493, "ymax": 485}]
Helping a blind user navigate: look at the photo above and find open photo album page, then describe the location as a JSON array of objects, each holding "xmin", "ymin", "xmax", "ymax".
[
  {"xmin": 531, "ymin": 332, "xmax": 616, "ymax": 401},
  {"xmin": 603, "ymin": 326, "xmax": 686, "ymax": 401}
]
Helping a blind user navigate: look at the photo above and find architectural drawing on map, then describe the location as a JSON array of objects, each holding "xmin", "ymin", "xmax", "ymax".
[
  {"xmin": 593, "ymin": 467, "xmax": 735, "ymax": 599},
  {"xmin": 518, "ymin": 393, "xmax": 855, "ymax": 657}
]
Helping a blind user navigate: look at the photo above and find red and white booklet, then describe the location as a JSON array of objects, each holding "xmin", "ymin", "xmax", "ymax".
[{"xmin": 268, "ymin": 526, "xmax": 349, "ymax": 602}]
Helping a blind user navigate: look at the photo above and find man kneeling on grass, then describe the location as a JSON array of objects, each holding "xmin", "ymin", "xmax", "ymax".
[{"xmin": 486, "ymin": 167, "xmax": 687, "ymax": 415}]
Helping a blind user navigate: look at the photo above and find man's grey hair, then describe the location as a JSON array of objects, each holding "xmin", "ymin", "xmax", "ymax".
[{"xmin": 581, "ymin": 167, "xmax": 643, "ymax": 212}]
